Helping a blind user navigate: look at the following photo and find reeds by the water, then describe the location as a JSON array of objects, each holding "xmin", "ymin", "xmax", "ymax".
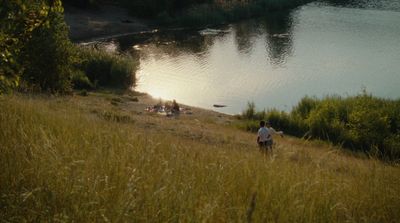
[
  {"xmin": 74, "ymin": 47, "xmax": 138, "ymax": 89},
  {"xmin": 239, "ymin": 94, "xmax": 400, "ymax": 161},
  {"xmin": 1, "ymin": 95, "xmax": 399, "ymax": 222}
]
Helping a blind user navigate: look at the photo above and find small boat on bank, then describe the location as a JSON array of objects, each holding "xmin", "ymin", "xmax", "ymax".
[{"xmin": 213, "ymin": 104, "xmax": 227, "ymax": 108}]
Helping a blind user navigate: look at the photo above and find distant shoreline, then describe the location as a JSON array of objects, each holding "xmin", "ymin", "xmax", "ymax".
[{"xmin": 64, "ymin": 4, "xmax": 151, "ymax": 41}]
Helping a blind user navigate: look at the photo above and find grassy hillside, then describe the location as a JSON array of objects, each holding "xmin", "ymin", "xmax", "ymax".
[{"xmin": 1, "ymin": 94, "xmax": 399, "ymax": 222}]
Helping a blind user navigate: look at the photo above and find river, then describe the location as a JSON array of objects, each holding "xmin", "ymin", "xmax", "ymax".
[{"xmin": 93, "ymin": 0, "xmax": 400, "ymax": 114}]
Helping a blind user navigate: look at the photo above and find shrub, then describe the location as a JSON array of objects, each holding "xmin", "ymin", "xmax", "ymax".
[
  {"xmin": 383, "ymin": 134, "xmax": 400, "ymax": 161},
  {"xmin": 346, "ymin": 97, "xmax": 392, "ymax": 151},
  {"xmin": 291, "ymin": 96, "xmax": 318, "ymax": 119},
  {"xmin": 71, "ymin": 70, "xmax": 94, "ymax": 90},
  {"xmin": 243, "ymin": 101, "xmax": 256, "ymax": 119},
  {"xmin": 22, "ymin": 8, "xmax": 74, "ymax": 93},
  {"xmin": 1, "ymin": 0, "xmax": 74, "ymax": 94},
  {"xmin": 77, "ymin": 47, "xmax": 138, "ymax": 89},
  {"xmin": 307, "ymin": 99, "xmax": 341, "ymax": 141},
  {"xmin": 240, "ymin": 94, "xmax": 400, "ymax": 161},
  {"xmin": 266, "ymin": 109, "xmax": 290, "ymax": 129}
]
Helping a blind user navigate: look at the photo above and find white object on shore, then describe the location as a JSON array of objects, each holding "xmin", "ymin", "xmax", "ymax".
[{"xmin": 199, "ymin": 28, "xmax": 229, "ymax": 36}]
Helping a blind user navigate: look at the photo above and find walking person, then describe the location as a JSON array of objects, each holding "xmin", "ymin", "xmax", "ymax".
[{"xmin": 257, "ymin": 120, "xmax": 283, "ymax": 154}]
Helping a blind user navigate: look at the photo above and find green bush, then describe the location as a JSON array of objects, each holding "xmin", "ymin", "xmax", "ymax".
[
  {"xmin": 243, "ymin": 101, "xmax": 256, "ymax": 119},
  {"xmin": 240, "ymin": 94, "xmax": 400, "ymax": 161},
  {"xmin": 291, "ymin": 96, "xmax": 318, "ymax": 119},
  {"xmin": 383, "ymin": 134, "xmax": 400, "ymax": 160},
  {"xmin": 307, "ymin": 99, "xmax": 342, "ymax": 141},
  {"xmin": 263, "ymin": 108, "xmax": 307, "ymax": 137},
  {"xmin": 71, "ymin": 70, "xmax": 94, "ymax": 89},
  {"xmin": 1, "ymin": 0, "xmax": 75, "ymax": 94},
  {"xmin": 22, "ymin": 8, "xmax": 74, "ymax": 93},
  {"xmin": 76, "ymin": 47, "xmax": 137, "ymax": 89},
  {"xmin": 346, "ymin": 96, "xmax": 392, "ymax": 151}
]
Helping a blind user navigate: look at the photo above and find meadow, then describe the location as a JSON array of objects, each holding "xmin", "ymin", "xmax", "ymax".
[{"xmin": 1, "ymin": 94, "xmax": 399, "ymax": 222}]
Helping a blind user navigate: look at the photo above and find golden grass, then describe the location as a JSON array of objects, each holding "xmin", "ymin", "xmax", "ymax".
[{"xmin": 1, "ymin": 94, "xmax": 399, "ymax": 222}]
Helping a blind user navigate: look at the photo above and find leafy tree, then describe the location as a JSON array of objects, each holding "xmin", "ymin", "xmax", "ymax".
[
  {"xmin": 1, "ymin": 1, "xmax": 47, "ymax": 92},
  {"xmin": 0, "ymin": 0, "xmax": 73, "ymax": 93},
  {"xmin": 22, "ymin": 1, "xmax": 75, "ymax": 92}
]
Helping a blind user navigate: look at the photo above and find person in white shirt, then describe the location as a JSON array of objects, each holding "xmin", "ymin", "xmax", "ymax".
[{"xmin": 257, "ymin": 120, "xmax": 284, "ymax": 153}]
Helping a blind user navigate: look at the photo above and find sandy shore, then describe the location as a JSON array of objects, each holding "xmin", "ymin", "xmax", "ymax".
[
  {"xmin": 64, "ymin": 4, "xmax": 150, "ymax": 41},
  {"xmin": 73, "ymin": 90, "xmax": 234, "ymax": 127}
]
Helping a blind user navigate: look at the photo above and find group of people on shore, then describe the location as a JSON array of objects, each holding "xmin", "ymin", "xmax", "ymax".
[
  {"xmin": 256, "ymin": 120, "xmax": 284, "ymax": 154},
  {"xmin": 145, "ymin": 99, "xmax": 185, "ymax": 116}
]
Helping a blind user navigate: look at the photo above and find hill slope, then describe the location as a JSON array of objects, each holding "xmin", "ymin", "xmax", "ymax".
[{"xmin": 1, "ymin": 93, "xmax": 399, "ymax": 222}]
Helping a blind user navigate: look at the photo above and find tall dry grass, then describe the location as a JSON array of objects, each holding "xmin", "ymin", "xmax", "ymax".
[{"xmin": 1, "ymin": 95, "xmax": 399, "ymax": 222}]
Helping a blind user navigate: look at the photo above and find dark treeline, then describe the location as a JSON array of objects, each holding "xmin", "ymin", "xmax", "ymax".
[
  {"xmin": 239, "ymin": 94, "xmax": 400, "ymax": 161},
  {"xmin": 0, "ymin": 0, "xmax": 136, "ymax": 94},
  {"xmin": 62, "ymin": 0, "xmax": 212, "ymax": 16},
  {"xmin": 62, "ymin": 0, "xmax": 312, "ymax": 26},
  {"xmin": 63, "ymin": 0, "xmax": 211, "ymax": 12}
]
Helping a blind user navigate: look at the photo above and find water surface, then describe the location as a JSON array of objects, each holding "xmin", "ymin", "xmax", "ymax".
[{"xmin": 95, "ymin": 0, "xmax": 400, "ymax": 114}]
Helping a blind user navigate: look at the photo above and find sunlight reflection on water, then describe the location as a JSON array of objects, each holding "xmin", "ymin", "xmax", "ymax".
[{"xmin": 91, "ymin": 0, "xmax": 400, "ymax": 114}]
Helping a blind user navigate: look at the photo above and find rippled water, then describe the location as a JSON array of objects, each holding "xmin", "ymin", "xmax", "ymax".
[{"xmin": 95, "ymin": 0, "xmax": 400, "ymax": 114}]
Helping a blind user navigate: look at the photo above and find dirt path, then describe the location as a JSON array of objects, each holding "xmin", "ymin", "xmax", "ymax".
[{"xmin": 64, "ymin": 4, "xmax": 151, "ymax": 41}]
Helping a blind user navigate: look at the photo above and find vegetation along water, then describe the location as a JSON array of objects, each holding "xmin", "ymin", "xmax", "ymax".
[
  {"xmin": 1, "ymin": 0, "xmax": 400, "ymax": 222},
  {"xmin": 238, "ymin": 93, "xmax": 400, "ymax": 161},
  {"xmin": 98, "ymin": 0, "xmax": 400, "ymax": 114}
]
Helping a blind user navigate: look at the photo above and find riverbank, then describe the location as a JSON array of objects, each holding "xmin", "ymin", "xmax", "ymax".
[
  {"xmin": 64, "ymin": 4, "xmax": 151, "ymax": 41},
  {"xmin": 64, "ymin": 0, "xmax": 313, "ymax": 41},
  {"xmin": 1, "ymin": 92, "xmax": 399, "ymax": 222},
  {"xmin": 65, "ymin": 2, "xmax": 400, "ymax": 161}
]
